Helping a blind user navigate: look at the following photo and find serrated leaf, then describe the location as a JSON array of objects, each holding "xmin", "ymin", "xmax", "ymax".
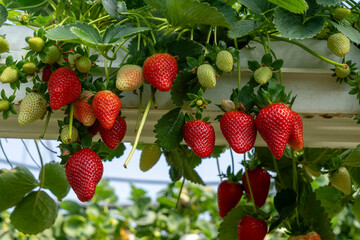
[
  {"xmin": 261, "ymin": 53, "xmax": 272, "ymax": 66},
  {"xmin": 331, "ymin": 21, "xmax": 360, "ymax": 44},
  {"xmin": 0, "ymin": 3, "xmax": 8, "ymax": 27},
  {"xmin": 102, "ymin": 24, "xmax": 151, "ymax": 44},
  {"xmin": 344, "ymin": 145, "xmax": 360, "ymax": 167},
  {"xmin": 228, "ymin": 20, "xmax": 261, "ymax": 39},
  {"xmin": 238, "ymin": 0, "xmax": 272, "ymax": 14},
  {"xmin": 45, "ymin": 26, "xmax": 79, "ymax": 42},
  {"xmin": 10, "ymin": 191, "xmax": 58, "ymax": 235},
  {"xmin": 165, "ymin": 146, "xmax": 205, "ymax": 185},
  {"xmin": 102, "ymin": 0, "xmax": 125, "ymax": 20},
  {"xmin": 40, "ymin": 162, "xmax": 70, "ymax": 201},
  {"xmin": 315, "ymin": 186, "xmax": 346, "ymax": 218},
  {"xmin": 210, "ymin": 1, "xmax": 237, "ymax": 26},
  {"xmin": 145, "ymin": 0, "xmax": 230, "ymax": 28},
  {"xmin": 171, "ymin": 70, "xmax": 197, "ymax": 106},
  {"xmin": 169, "ymin": 166, "xmax": 182, "ymax": 182},
  {"xmin": 0, "ymin": 166, "xmax": 38, "ymax": 211},
  {"xmin": 316, "ymin": 0, "xmax": 341, "ymax": 6},
  {"xmin": 274, "ymin": 8, "xmax": 325, "ymax": 39},
  {"xmin": 70, "ymin": 27, "xmax": 102, "ymax": 48},
  {"xmin": 104, "ymin": 142, "xmax": 126, "ymax": 161},
  {"xmin": 209, "ymin": 146, "xmax": 227, "ymax": 158},
  {"xmin": 267, "ymin": 0, "xmax": 308, "ymax": 13},
  {"xmin": 349, "ymin": 167, "xmax": 360, "ymax": 186},
  {"xmin": 154, "ymin": 108, "xmax": 185, "ymax": 150}
]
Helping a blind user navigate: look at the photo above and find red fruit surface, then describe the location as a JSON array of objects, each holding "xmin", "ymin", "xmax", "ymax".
[
  {"xmin": 238, "ymin": 215, "xmax": 267, "ymax": 240},
  {"xmin": 65, "ymin": 148, "xmax": 103, "ymax": 202},
  {"xmin": 242, "ymin": 167, "xmax": 270, "ymax": 208},
  {"xmin": 220, "ymin": 111, "xmax": 257, "ymax": 153},
  {"xmin": 74, "ymin": 91, "xmax": 97, "ymax": 127},
  {"xmin": 48, "ymin": 67, "xmax": 81, "ymax": 110},
  {"xmin": 92, "ymin": 90, "xmax": 121, "ymax": 129},
  {"xmin": 217, "ymin": 180, "xmax": 243, "ymax": 218},
  {"xmin": 183, "ymin": 120, "xmax": 215, "ymax": 158},
  {"xmin": 288, "ymin": 110, "xmax": 304, "ymax": 151},
  {"xmin": 42, "ymin": 65, "xmax": 52, "ymax": 82},
  {"xmin": 256, "ymin": 103, "xmax": 292, "ymax": 159},
  {"xmin": 99, "ymin": 116, "xmax": 127, "ymax": 149},
  {"xmin": 143, "ymin": 53, "xmax": 178, "ymax": 92},
  {"xmin": 87, "ymin": 121, "xmax": 99, "ymax": 137},
  {"xmin": 288, "ymin": 231, "xmax": 321, "ymax": 240}
]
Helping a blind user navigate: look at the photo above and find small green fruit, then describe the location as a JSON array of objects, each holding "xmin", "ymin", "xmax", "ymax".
[
  {"xmin": 42, "ymin": 46, "xmax": 61, "ymax": 64},
  {"xmin": 0, "ymin": 67, "xmax": 19, "ymax": 83},
  {"xmin": 216, "ymin": 50, "xmax": 233, "ymax": 72},
  {"xmin": 330, "ymin": 167, "xmax": 351, "ymax": 195},
  {"xmin": 60, "ymin": 125, "xmax": 79, "ymax": 144},
  {"xmin": 254, "ymin": 66, "xmax": 272, "ymax": 85},
  {"xmin": 197, "ymin": 64, "xmax": 217, "ymax": 88},
  {"xmin": 18, "ymin": 92, "xmax": 47, "ymax": 126},
  {"xmin": 22, "ymin": 62, "xmax": 37, "ymax": 75},
  {"xmin": 28, "ymin": 37, "xmax": 45, "ymax": 53},
  {"xmin": 327, "ymin": 33, "xmax": 350, "ymax": 57},
  {"xmin": 0, "ymin": 99, "xmax": 10, "ymax": 111},
  {"xmin": 0, "ymin": 37, "xmax": 9, "ymax": 53},
  {"xmin": 332, "ymin": 8, "xmax": 351, "ymax": 21},
  {"xmin": 76, "ymin": 57, "xmax": 92, "ymax": 73},
  {"xmin": 335, "ymin": 65, "xmax": 350, "ymax": 78}
]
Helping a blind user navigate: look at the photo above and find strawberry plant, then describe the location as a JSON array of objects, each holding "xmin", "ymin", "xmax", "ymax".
[{"xmin": 1, "ymin": 0, "xmax": 360, "ymax": 239}]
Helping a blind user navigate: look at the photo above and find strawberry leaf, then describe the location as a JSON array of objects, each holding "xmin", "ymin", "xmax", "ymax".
[
  {"xmin": 238, "ymin": 0, "xmax": 272, "ymax": 14},
  {"xmin": 40, "ymin": 162, "xmax": 70, "ymax": 201},
  {"xmin": 344, "ymin": 145, "xmax": 360, "ymax": 167},
  {"xmin": 228, "ymin": 20, "xmax": 261, "ymax": 39},
  {"xmin": 171, "ymin": 70, "xmax": 199, "ymax": 106},
  {"xmin": 267, "ymin": 0, "xmax": 308, "ymax": 14},
  {"xmin": 154, "ymin": 107, "xmax": 185, "ymax": 150},
  {"xmin": 315, "ymin": 186, "xmax": 347, "ymax": 218},
  {"xmin": 0, "ymin": 3, "xmax": 7, "ymax": 27},
  {"xmin": 331, "ymin": 21, "xmax": 360, "ymax": 44},
  {"xmin": 316, "ymin": 0, "xmax": 341, "ymax": 6}
]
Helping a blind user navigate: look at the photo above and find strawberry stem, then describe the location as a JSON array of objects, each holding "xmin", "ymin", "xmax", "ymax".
[
  {"xmin": 104, "ymin": 57, "xmax": 110, "ymax": 87},
  {"xmin": 68, "ymin": 103, "xmax": 74, "ymax": 142},
  {"xmin": 214, "ymin": 26, "xmax": 217, "ymax": 46},
  {"xmin": 176, "ymin": 177, "xmax": 186, "ymax": 211},
  {"xmin": 230, "ymin": 148, "xmax": 235, "ymax": 175},
  {"xmin": 269, "ymin": 35, "xmax": 346, "ymax": 68},
  {"xmin": 39, "ymin": 110, "xmax": 51, "ymax": 138},
  {"xmin": 244, "ymin": 168, "xmax": 257, "ymax": 212},
  {"xmin": 272, "ymin": 156, "xmax": 284, "ymax": 186},
  {"xmin": 123, "ymin": 92, "xmax": 154, "ymax": 168},
  {"xmin": 135, "ymin": 89, "xmax": 143, "ymax": 132},
  {"xmin": 0, "ymin": 139, "xmax": 13, "ymax": 168},
  {"xmin": 34, "ymin": 139, "xmax": 45, "ymax": 188},
  {"xmin": 204, "ymin": 26, "xmax": 213, "ymax": 55},
  {"xmin": 291, "ymin": 149, "xmax": 300, "ymax": 226},
  {"xmin": 234, "ymin": 38, "xmax": 241, "ymax": 91},
  {"xmin": 216, "ymin": 157, "xmax": 223, "ymax": 182}
]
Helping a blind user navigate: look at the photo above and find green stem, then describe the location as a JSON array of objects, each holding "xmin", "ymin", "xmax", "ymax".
[
  {"xmin": 104, "ymin": 57, "xmax": 110, "ymax": 86},
  {"xmin": 123, "ymin": 92, "xmax": 154, "ymax": 168},
  {"xmin": 190, "ymin": 28, "xmax": 194, "ymax": 40},
  {"xmin": 234, "ymin": 38, "xmax": 241, "ymax": 90},
  {"xmin": 88, "ymin": 15, "xmax": 111, "ymax": 24},
  {"xmin": 135, "ymin": 89, "xmax": 143, "ymax": 132},
  {"xmin": 8, "ymin": 0, "xmax": 47, "ymax": 9},
  {"xmin": 176, "ymin": 177, "xmax": 186, "ymax": 210},
  {"xmin": 0, "ymin": 139, "xmax": 13, "ymax": 168},
  {"xmin": 68, "ymin": 103, "xmax": 74, "ymax": 143},
  {"xmin": 214, "ymin": 26, "xmax": 217, "ymax": 46},
  {"xmin": 292, "ymin": 150, "xmax": 300, "ymax": 226},
  {"xmin": 269, "ymin": 35, "xmax": 345, "ymax": 67},
  {"xmin": 272, "ymin": 156, "xmax": 284, "ymax": 186},
  {"xmin": 34, "ymin": 140, "xmax": 45, "ymax": 188},
  {"xmin": 258, "ymin": 33, "xmax": 269, "ymax": 54},
  {"xmin": 245, "ymin": 169, "xmax": 257, "ymax": 212},
  {"xmin": 39, "ymin": 111, "xmax": 51, "ymax": 138},
  {"xmin": 109, "ymin": 51, "xmax": 130, "ymax": 77},
  {"xmin": 204, "ymin": 26, "xmax": 213, "ymax": 55},
  {"xmin": 216, "ymin": 157, "xmax": 223, "ymax": 182},
  {"xmin": 230, "ymin": 148, "xmax": 235, "ymax": 175}
]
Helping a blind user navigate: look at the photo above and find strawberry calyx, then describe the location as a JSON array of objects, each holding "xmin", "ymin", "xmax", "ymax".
[
  {"xmin": 186, "ymin": 88, "xmax": 212, "ymax": 121},
  {"xmin": 332, "ymin": 59, "xmax": 357, "ymax": 83}
]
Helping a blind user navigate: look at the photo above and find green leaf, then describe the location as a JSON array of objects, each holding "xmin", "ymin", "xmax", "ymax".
[
  {"xmin": 238, "ymin": 0, "xmax": 272, "ymax": 14},
  {"xmin": 135, "ymin": 211, "xmax": 157, "ymax": 226},
  {"xmin": 316, "ymin": 0, "xmax": 341, "ymax": 6},
  {"xmin": 63, "ymin": 215, "xmax": 95, "ymax": 238},
  {"xmin": 40, "ymin": 162, "xmax": 70, "ymax": 201},
  {"xmin": 270, "ymin": 189, "xmax": 297, "ymax": 232},
  {"xmin": 102, "ymin": 0, "xmax": 126, "ymax": 20},
  {"xmin": 267, "ymin": 0, "xmax": 308, "ymax": 14},
  {"xmin": 104, "ymin": 142, "xmax": 126, "ymax": 161},
  {"xmin": 165, "ymin": 146, "xmax": 205, "ymax": 185},
  {"xmin": 0, "ymin": 4, "xmax": 8, "ymax": 27},
  {"xmin": 218, "ymin": 205, "xmax": 269, "ymax": 240},
  {"xmin": 353, "ymin": 196, "xmax": 360, "ymax": 221},
  {"xmin": 10, "ymin": 191, "xmax": 58, "ymax": 235},
  {"xmin": 228, "ymin": 20, "xmax": 261, "ymax": 39},
  {"xmin": 102, "ymin": 24, "xmax": 151, "ymax": 44},
  {"xmin": 45, "ymin": 26, "xmax": 79, "ymax": 42},
  {"xmin": 274, "ymin": 8, "xmax": 325, "ymax": 39},
  {"xmin": 154, "ymin": 107, "xmax": 185, "ymax": 150},
  {"xmin": 349, "ymin": 167, "xmax": 360, "ymax": 186},
  {"xmin": 60, "ymin": 200, "xmax": 82, "ymax": 214},
  {"xmin": 0, "ymin": 166, "xmax": 38, "ymax": 211},
  {"xmin": 93, "ymin": 179, "xmax": 118, "ymax": 204},
  {"xmin": 344, "ymin": 145, "xmax": 360, "ymax": 167},
  {"xmin": 171, "ymin": 70, "xmax": 197, "ymax": 106},
  {"xmin": 157, "ymin": 196, "xmax": 177, "ymax": 208},
  {"xmin": 70, "ymin": 27, "xmax": 102, "ymax": 49},
  {"xmin": 331, "ymin": 21, "xmax": 360, "ymax": 44},
  {"xmin": 145, "ymin": 0, "xmax": 230, "ymax": 28},
  {"xmin": 315, "ymin": 186, "xmax": 346, "ymax": 218}
]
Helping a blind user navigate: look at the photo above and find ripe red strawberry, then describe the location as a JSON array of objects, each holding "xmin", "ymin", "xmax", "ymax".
[
  {"xmin": 288, "ymin": 110, "xmax": 304, "ymax": 151},
  {"xmin": 288, "ymin": 231, "xmax": 321, "ymax": 240},
  {"xmin": 99, "ymin": 116, "xmax": 127, "ymax": 149},
  {"xmin": 48, "ymin": 67, "xmax": 81, "ymax": 110},
  {"xmin": 256, "ymin": 103, "xmax": 292, "ymax": 159},
  {"xmin": 65, "ymin": 148, "xmax": 103, "ymax": 202},
  {"xmin": 220, "ymin": 111, "xmax": 257, "ymax": 154},
  {"xmin": 183, "ymin": 120, "xmax": 215, "ymax": 158},
  {"xmin": 242, "ymin": 167, "xmax": 270, "ymax": 208},
  {"xmin": 74, "ymin": 91, "xmax": 96, "ymax": 127},
  {"xmin": 92, "ymin": 90, "xmax": 121, "ymax": 129},
  {"xmin": 143, "ymin": 53, "xmax": 178, "ymax": 92},
  {"xmin": 42, "ymin": 65, "xmax": 52, "ymax": 82},
  {"xmin": 217, "ymin": 180, "xmax": 243, "ymax": 218},
  {"xmin": 238, "ymin": 215, "xmax": 267, "ymax": 240},
  {"xmin": 87, "ymin": 121, "xmax": 99, "ymax": 137}
]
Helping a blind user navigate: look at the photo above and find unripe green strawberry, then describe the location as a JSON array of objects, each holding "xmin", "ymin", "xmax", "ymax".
[
  {"xmin": 0, "ymin": 99, "xmax": 10, "ymax": 111},
  {"xmin": 140, "ymin": 144, "xmax": 162, "ymax": 172},
  {"xmin": 197, "ymin": 64, "xmax": 217, "ymax": 88},
  {"xmin": 42, "ymin": 46, "xmax": 61, "ymax": 64},
  {"xmin": 76, "ymin": 57, "xmax": 92, "ymax": 73},
  {"xmin": 0, "ymin": 67, "xmax": 18, "ymax": 83},
  {"xmin": 216, "ymin": 50, "xmax": 233, "ymax": 72},
  {"xmin": 27, "ymin": 37, "xmax": 45, "ymax": 52},
  {"xmin": 327, "ymin": 33, "xmax": 350, "ymax": 57},
  {"xmin": 332, "ymin": 8, "xmax": 351, "ymax": 21},
  {"xmin": 0, "ymin": 36, "xmax": 9, "ymax": 53},
  {"xmin": 254, "ymin": 67, "xmax": 272, "ymax": 85},
  {"xmin": 60, "ymin": 125, "xmax": 79, "ymax": 144},
  {"xmin": 330, "ymin": 167, "xmax": 351, "ymax": 195},
  {"xmin": 22, "ymin": 62, "xmax": 37, "ymax": 75},
  {"xmin": 335, "ymin": 65, "xmax": 350, "ymax": 78},
  {"xmin": 116, "ymin": 64, "xmax": 144, "ymax": 91},
  {"xmin": 18, "ymin": 92, "xmax": 47, "ymax": 126}
]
